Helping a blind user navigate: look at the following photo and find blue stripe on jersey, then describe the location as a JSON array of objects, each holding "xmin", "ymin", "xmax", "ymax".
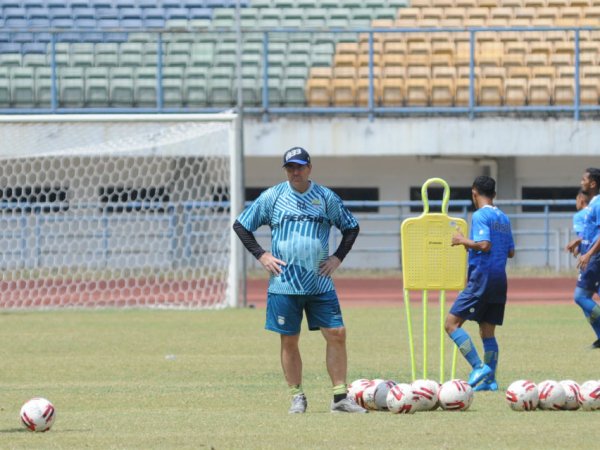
[{"xmin": 237, "ymin": 181, "xmax": 359, "ymax": 295}]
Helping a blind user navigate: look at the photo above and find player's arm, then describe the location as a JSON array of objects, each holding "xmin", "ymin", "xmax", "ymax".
[
  {"xmin": 451, "ymin": 229, "xmax": 491, "ymax": 252},
  {"xmin": 565, "ymin": 236, "xmax": 582, "ymax": 255},
  {"xmin": 319, "ymin": 225, "xmax": 360, "ymax": 276},
  {"xmin": 232, "ymin": 220, "xmax": 286, "ymax": 275},
  {"xmin": 577, "ymin": 233, "xmax": 600, "ymax": 271},
  {"xmin": 508, "ymin": 248, "xmax": 515, "ymax": 258}
]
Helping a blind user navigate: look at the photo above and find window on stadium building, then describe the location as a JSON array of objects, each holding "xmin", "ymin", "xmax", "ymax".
[
  {"xmin": 99, "ymin": 186, "xmax": 169, "ymax": 213},
  {"xmin": 409, "ymin": 186, "xmax": 472, "ymax": 213},
  {"xmin": 521, "ymin": 187, "xmax": 579, "ymax": 212},
  {"xmin": 246, "ymin": 187, "xmax": 380, "ymax": 213},
  {"xmin": 0, "ymin": 185, "xmax": 69, "ymax": 213}
]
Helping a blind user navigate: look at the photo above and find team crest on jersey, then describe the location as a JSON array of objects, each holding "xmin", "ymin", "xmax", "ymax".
[{"xmin": 311, "ymin": 199, "xmax": 322, "ymax": 207}]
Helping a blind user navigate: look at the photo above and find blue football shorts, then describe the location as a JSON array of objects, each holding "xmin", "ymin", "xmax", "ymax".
[
  {"xmin": 576, "ymin": 253, "xmax": 600, "ymax": 293},
  {"xmin": 450, "ymin": 291, "xmax": 506, "ymax": 325},
  {"xmin": 265, "ymin": 290, "xmax": 344, "ymax": 335}
]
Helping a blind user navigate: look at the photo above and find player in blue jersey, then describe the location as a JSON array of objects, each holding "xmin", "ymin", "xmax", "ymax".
[
  {"xmin": 565, "ymin": 168, "xmax": 600, "ymax": 349},
  {"xmin": 566, "ymin": 189, "xmax": 590, "ymax": 258},
  {"xmin": 444, "ymin": 176, "xmax": 515, "ymax": 391},
  {"xmin": 233, "ymin": 147, "xmax": 366, "ymax": 414}
]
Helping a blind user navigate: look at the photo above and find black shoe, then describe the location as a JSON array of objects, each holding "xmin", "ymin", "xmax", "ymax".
[{"xmin": 591, "ymin": 339, "xmax": 600, "ymax": 349}]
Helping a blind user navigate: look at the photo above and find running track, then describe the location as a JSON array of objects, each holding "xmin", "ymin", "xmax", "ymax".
[{"xmin": 246, "ymin": 277, "xmax": 576, "ymax": 308}]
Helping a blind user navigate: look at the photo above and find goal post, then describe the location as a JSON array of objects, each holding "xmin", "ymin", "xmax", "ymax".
[{"xmin": 0, "ymin": 114, "xmax": 243, "ymax": 309}]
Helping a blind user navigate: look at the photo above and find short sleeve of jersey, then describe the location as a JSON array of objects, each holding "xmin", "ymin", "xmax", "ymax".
[
  {"xmin": 322, "ymin": 188, "xmax": 359, "ymax": 231},
  {"xmin": 471, "ymin": 209, "xmax": 491, "ymax": 242},
  {"xmin": 236, "ymin": 188, "xmax": 273, "ymax": 232}
]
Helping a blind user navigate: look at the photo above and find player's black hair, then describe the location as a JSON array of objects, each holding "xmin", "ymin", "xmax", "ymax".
[
  {"xmin": 585, "ymin": 168, "xmax": 600, "ymax": 189},
  {"xmin": 472, "ymin": 175, "xmax": 496, "ymax": 198}
]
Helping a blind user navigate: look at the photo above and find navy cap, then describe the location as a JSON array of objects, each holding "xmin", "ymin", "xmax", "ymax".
[{"xmin": 282, "ymin": 147, "xmax": 311, "ymax": 167}]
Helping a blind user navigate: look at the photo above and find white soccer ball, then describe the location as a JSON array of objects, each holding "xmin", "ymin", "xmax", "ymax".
[
  {"xmin": 505, "ymin": 380, "xmax": 538, "ymax": 411},
  {"xmin": 537, "ymin": 380, "xmax": 566, "ymax": 410},
  {"xmin": 438, "ymin": 379, "xmax": 473, "ymax": 411},
  {"xmin": 386, "ymin": 383, "xmax": 418, "ymax": 414},
  {"xmin": 559, "ymin": 380, "xmax": 581, "ymax": 410},
  {"xmin": 20, "ymin": 397, "xmax": 56, "ymax": 432},
  {"xmin": 411, "ymin": 379, "xmax": 440, "ymax": 411},
  {"xmin": 578, "ymin": 380, "xmax": 600, "ymax": 411},
  {"xmin": 374, "ymin": 380, "xmax": 397, "ymax": 410},
  {"xmin": 348, "ymin": 378, "xmax": 371, "ymax": 407},
  {"xmin": 361, "ymin": 379, "xmax": 385, "ymax": 410}
]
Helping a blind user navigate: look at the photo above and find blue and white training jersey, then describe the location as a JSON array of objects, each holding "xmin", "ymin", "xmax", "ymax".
[
  {"xmin": 237, "ymin": 181, "xmax": 359, "ymax": 295},
  {"xmin": 581, "ymin": 195, "xmax": 600, "ymax": 254},
  {"xmin": 573, "ymin": 208, "xmax": 588, "ymax": 238},
  {"xmin": 467, "ymin": 205, "xmax": 515, "ymax": 303}
]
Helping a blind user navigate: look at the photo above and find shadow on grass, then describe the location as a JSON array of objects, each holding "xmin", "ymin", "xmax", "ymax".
[{"xmin": 0, "ymin": 427, "xmax": 93, "ymax": 433}]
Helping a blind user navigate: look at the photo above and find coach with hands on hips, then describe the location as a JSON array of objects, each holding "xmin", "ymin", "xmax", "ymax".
[{"xmin": 233, "ymin": 147, "xmax": 366, "ymax": 414}]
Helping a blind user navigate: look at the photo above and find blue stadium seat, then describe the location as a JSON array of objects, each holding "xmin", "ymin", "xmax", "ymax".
[
  {"xmin": 22, "ymin": 42, "xmax": 47, "ymax": 54},
  {"xmin": 166, "ymin": 8, "xmax": 190, "ymax": 20},
  {"xmin": 0, "ymin": 42, "xmax": 21, "ymax": 54},
  {"xmin": 189, "ymin": 7, "xmax": 212, "ymax": 19},
  {"xmin": 11, "ymin": 33, "xmax": 36, "ymax": 44}
]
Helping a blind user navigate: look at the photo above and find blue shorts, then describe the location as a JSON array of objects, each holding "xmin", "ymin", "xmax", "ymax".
[
  {"xmin": 265, "ymin": 290, "xmax": 344, "ymax": 335},
  {"xmin": 576, "ymin": 253, "xmax": 600, "ymax": 293},
  {"xmin": 450, "ymin": 293, "xmax": 506, "ymax": 325}
]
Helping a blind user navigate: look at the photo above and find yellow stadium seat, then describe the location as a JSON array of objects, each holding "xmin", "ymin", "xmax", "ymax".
[
  {"xmin": 532, "ymin": 66, "xmax": 556, "ymax": 83},
  {"xmin": 356, "ymin": 78, "xmax": 381, "ymax": 106},
  {"xmin": 528, "ymin": 78, "xmax": 552, "ymax": 105},
  {"xmin": 580, "ymin": 53, "xmax": 597, "ymax": 66},
  {"xmin": 583, "ymin": 6, "xmax": 600, "ymax": 20},
  {"xmin": 502, "ymin": 0, "xmax": 522, "ymax": 6},
  {"xmin": 383, "ymin": 66, "xmax": 406, "ymax": 79},
  {"xmin": 407, "ymin": 41, "xmax": 431, "ymax": 56},
  {"xmin": 467, "ymin": 8, "xmax": 489, "ymax": 21},
  {"xmin": 432, "ymin": 0, "xmax": 454, "ymax": 6},
  {"xmin": 444, "ymin": 7, "xmax": 466, "ymax": 21},
  {"xmin": 382, "ymin": 54, "xmax": 406, "ymax": 68},
  {"xmin": 478, "ymin": 0, "xmax": 497, "ymax": 7},
  {"xmin": 310, "ymin": 67, "xmax": 333, "ymax": 79},
  {"xmin": 504, "ymin": 78, "xmax": 528, "ymax": 106},
  {"xmin": 422, "ymin": 8, "xmax": 443, "ymax": 21},
  {"xmin": 525, "ymin": 53, "xmax": 549, "ymax": 67},
  {"xmin": 411, "ymin": 0, "xmax": 432, "ymax": 7},
  {"xmin": 505, "ymin": 42, "xmax": 529, "ymax": 55},
  {"xmin": 405, "ymin": 79, "xmax": 430, "ymax": 106},
  {"xmin": 529, "ymin": 41, "xmax": 552, "ymax": 56},
  {"xmin": 553, "ymin": 78, "xmax": 574, "ymax": 105},
  {"xmin": 514, "ymin": 7, "xmax": 536, "ymax": 21},
  {"xmin": 406, "ymin": 54, "xmax": 430, "ymax": 67},
  {"xmin": 557, "ymin": 66, "xmax": 575, "ymax": 79},
  {"xmin": 550, "ymin": 53, "xmax": 573, "ymax": 67},
  {"xmin": 487, "ymin": 17, "xmax": 510, "ymax": 27},
  {"xmin": 458, "ymin": 66, "xmax": 481, "ymax": 79},
  {"xmin": 406, "ymin": 65, "xmax": 431, "ymax": 79},
  {"xmin": 560, "ymin": 7, "xmax": 583, "ymax": 23},
  {"xmin": 544, "ymin": 30, "xmax": 567, "ymax": 43},
  {"xmin": 582, "ymin": 66, "xmax": 600, "ymax": 81},
  {"xmin": 553, "ymin": 41, "xmax": 574, "ymax": 55},
  {"xmin": 455, "ymin": 0, "xmax": 477, "ymax": 8},
  {"xmin": 359, "ymin": 41, "xmax": 383, "ymax": 55},
  {"xmin": 397, "ymin": 8, "xmax": 421, "ymax": 21},
  {"xmin": 510, "ymin": 18, "xmax": 533, "ymax": 27},
  {"xmin": 490, "ymin": 7, "xmax": 513, "ymax": 22},
  {"xmin": 358, "ymin": 54, "xmax": 382, "ymax": 67},
  {"xmin": 580, "ymin": 41, "xmax": 600, "ymax": 55},
  {"xmin": 381, "ymin": 78, "xmax": 404, "ymax": 106},
  {"xmin": 334, "ymin": 54, "xmax": 357, "ymax": 68},
  {"xmin": 419, "ymin": 18, "xmax": 441, "ymax": 28},
  {"xmin": 337, "ymin": 42, "xmax": 360, "ymax": 55},
  {"xmin": 358, "ymin": 66, "xmax": 382, "ymax": 79},
  {"xmin": 333, "ymin": 66, "xmax": 357, "ymax": 79},
  {"xmin": 431, "ymin": 78, "xmax": 455, "ymax": 106},
  {"xmin": 463, "ymin": 18, "xmax": 486, "ymax": 27},
  {"xmin": 502, "ymin": 53, "xmax": 525, "ymax": 68},
  {"xmin": 508, "ymin": 66, "xmax": 532, "ymax": 80},
  {"xmin": 306, "ymin": 78, "xmax": 331, "ymax": 106},
  {"xmin": 455, "ymin": 78, "xmax": 476, "ymax": 106},
  {"xmin": 536, "ymin": 7, "xmax": 559, "ymax": 21},
  {"xmin": 384, "ymin": 42, "xmax": 407, "ymax": 56},
  {"xmin": 371, "ymin": 19, "xmax": 394, "ymax": 28},
  {"xmin": 430, "ymin": 53, "xmax": 454, "ymax": 68},
  {"xmin": 546, "ymin": 0, "xmax": 569, "ymax": 7},
  {"xmin": 331, "ymin": 78, "xmax": 356, "ymax": 106},
  {"xmin": 523, "ymin": 0, "xmax": 546, "ymax": 7},
  {"xmin": 439, "ymin": 18, "xmax": 463, "ymax": 27},
  {"xmin": 572, "ymin": 0, "xmax": 592, "ymax": 6},
  {"xmin": 395, "ymin": 18, "xmax": 416, "ymax": 27},
  {"xmin": 482, "ymin": 66, "xmax": 506, "ymax": 81},
  {"xmin": 580, "ymin": 79, "xmax": 599, "ymax": 105},
  {"xmin": 477, "ymin": 53, "xmax": 502, "ymax": 68},
  {"xmin": 432, "ymin": 66, "xmax": 457, "ymax": 79},
  {"xmin": 498, "ymin": 32, "xmax": 521, "ymax": 44}
]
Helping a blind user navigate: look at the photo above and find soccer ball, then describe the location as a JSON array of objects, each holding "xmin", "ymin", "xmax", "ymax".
[
  {"xmin": 361, "ymin": 379, "xmax": 385, "ymax": 410},
  {"xmin": 411, "ymin": 379, "xmax": 440, "ymax": 411},
  {"xmin": 578, "ymin": 380, "xmax": 600, "ymax": 411},
  {"xmin": 374, "ymin": 380, "xmax": 397, "ymax": 410},
  {"xmin": 505, "ymin": 380, "xmax": 538, "ymax": 411},
  {"xmin": 537, "ymin": 380, "xmax": 566, "ymax": 410},
  {"xmin": 438, "ymin": 379, "xmax": 473, "ymax": 411},
  {"xmin": 348, "ymin": 379, "xmax": 371, "ymax": 407},
  {"xmin": 559, "ymin": 380, "xmax": 581, "ymax": 410},
  {"xmin": 20, "ymin": 397, "xmax": 56, "ymax": 432},
  {"xmin": 386, "ymin": 383, "xmax": 418, "ymax": 414}
]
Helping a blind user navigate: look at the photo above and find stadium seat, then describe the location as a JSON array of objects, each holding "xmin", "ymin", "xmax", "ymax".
[
  {"xmin": 209, "ymin": 77, "xmax": 233, "ymax": 107},
  {"xmin": 59, "ymin": 67, "xmax": 85, "ymax": 107},
  {"xmin": 381, "ymin": 78, "xmax": 404, "ymax": 106},
  {"xmin": 183, "ymin": 68, "xmax": 207, "ymax": 107},
  {"xmin": 356, "ymin": 77, "xmax": 381, "ymax": 106},
  {"xmin": 331, "ymin": 78, "xmax": 356, "ymax": 106},
  {"xmin": 85, "ymin": 67, "xmax": 110, "ymax": 107},
  {"xmin": 580, "ymin": 79, "xmax": 600, "ymax": 105},
  {"xmin": 110, "ymin": 67, "xmax": 134, "ymax": 106},
  {"xmin": 454, "ymin": 78, "xmax": 476, "ymax": 106},
  {"xmin": 553, "ymin": 78, "xmax": 575, "ymax": 106},
  {"xmin": 306, "ymin": 78, "xmax": 331, "ymax": 106},
  {"xmin": 508, "ymin": 66, "xmax": 532, "ymax": 81},
  {"xmin": 282, "ymin": 78, "xmax": 306, "ymax": 106},
  {"xmin": 70, "ymin": 43, "xmax": 95, "ymax": 68},
  {"xmin": 478, "ymin": 78, "xmax": 503, "ymax": 106},
  {"xmin": 134, "ymin": 67, "xmax": 158, "ymax": 107},
  {"xmin": 10, "ymin": 67, "xmax": 35, "ymax": 107},
  {"xmin": 430, "ymin": 78, "xmax": 454, "ymax": 106},
  {"xmin": 528, "ymin": 78, "xmax": 552, "ymax": 105},
  {"xmin": 504, "ymin": 78, "xmax": 528, "ymax": 106},
  {"xmin": 405, "ymin": 79, "xmax": 429, "ymax": 106},
  {"xmin": 34, "ymin": 66, "xmax": 51, "ymax": 107}
]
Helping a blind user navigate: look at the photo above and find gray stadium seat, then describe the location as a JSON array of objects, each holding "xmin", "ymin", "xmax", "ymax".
[
  {"xmin": 59, "ymin": 67, "xmax": 85, "ymax": 107},
  {"xmin": 85, "ymin": 67, "xmax": 110, "ymax": 107},
  {"xmin": 184, "ymin": 68, "xmax": 208, "ymax": 107},
  {"xmin": 10, "ymin": 67, "xmax": 35, "ymax": 107},
  {"xmin": 110, "ymin": 67, "xmax": 134, "ymax": 106},
  {"xmin": 0, "ymin": 68, "xmax": 9, "ymax": 107},
  {"xmin": 162, "ymin": 67, "xmax": 184, "ymax": 107}
]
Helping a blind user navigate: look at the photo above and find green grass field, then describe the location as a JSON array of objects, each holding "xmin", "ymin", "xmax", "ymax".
[{"xmin": 0, "ymin": 303, "xmax": 598, "ymax": 449}]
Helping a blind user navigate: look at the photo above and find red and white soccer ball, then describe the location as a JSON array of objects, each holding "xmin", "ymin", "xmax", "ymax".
[
  {"xmin": 348, "ymin": 378, "xmax": 371, "ymax": 408},
  {"xmin": 578, "ymin": 380, "xmax": 600, "ymax": 411},
  {"xmin": 361, "ymin": 379, "xmax": 385, "ymax": 410},
  {"xmin": 386, "ymin": 383, "xmax": 418, "ymax": 414},
  {"xmin": 559, "ymin": 380, "xmax": 581, "ymax": 411},
  {"xmin": 505, "ymin": 380, "xmax": 539, "ymax": 411},
  {"xmin": 438, "ymin": 379, "xmax": 473, "ymax": 411},
  {"xmin": 411, "ymin": 379, "xmax": 440, "ymax": 411},
  {"xmin": 20, "ymin": 397, "xmax": 56, "ymax": 432},
  {"xmin": 537, "ymin": 380, "xmax": 566, "ymax": 410},
  {"xmin": 374, "ymin": 380, "xmax": 397, "ymax": 411}
]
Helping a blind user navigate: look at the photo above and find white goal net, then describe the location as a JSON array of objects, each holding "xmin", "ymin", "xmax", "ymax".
[{"xmin": 0, "ymin": 114, "xmax": 242, "ymax": 309}]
